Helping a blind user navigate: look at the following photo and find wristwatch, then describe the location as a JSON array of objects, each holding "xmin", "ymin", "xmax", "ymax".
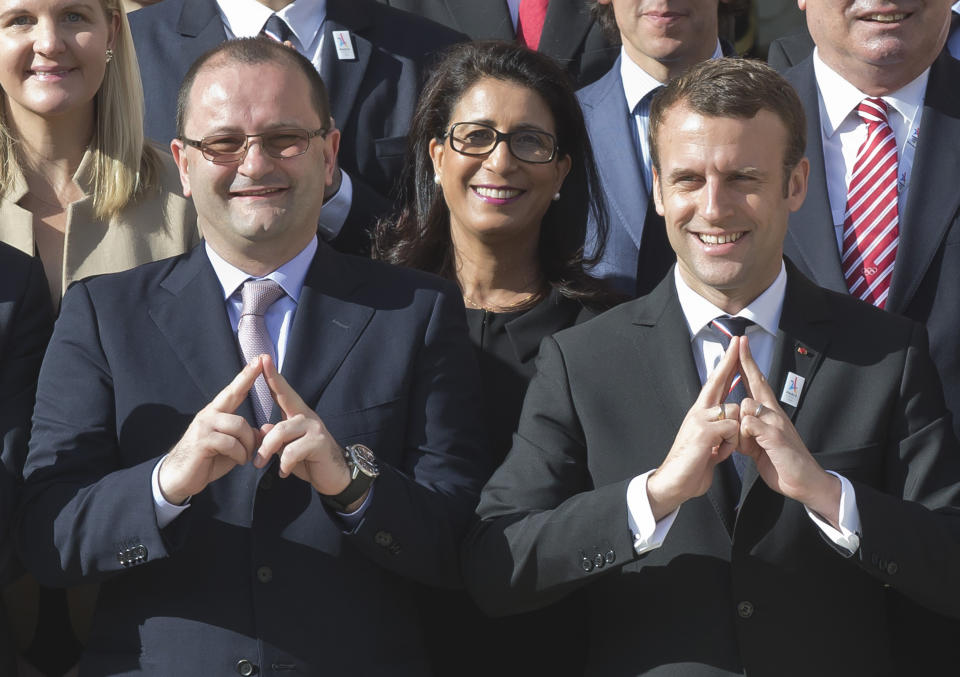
[{"xmin": 322, "ymin": 444, "xmax": 379, "ymax": 512}]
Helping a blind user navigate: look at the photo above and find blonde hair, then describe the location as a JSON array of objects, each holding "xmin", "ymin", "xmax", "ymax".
[{"xmin": 0, "ymin": 0, "xmax": 160, "ymax": 220}]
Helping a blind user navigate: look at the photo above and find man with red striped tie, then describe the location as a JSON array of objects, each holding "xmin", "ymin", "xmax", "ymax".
[{"xmin": 778, "ymin": 1, "xmax": 960, "ymax": 668}]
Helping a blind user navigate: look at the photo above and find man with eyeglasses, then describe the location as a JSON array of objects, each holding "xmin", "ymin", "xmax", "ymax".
[
  {"xmin": 129, "ymin": 0, "xmax": 466, "ymax": 257},
  {"xmin": 16, "ymin": 38, "xmax": 490, "ymax": 676}
]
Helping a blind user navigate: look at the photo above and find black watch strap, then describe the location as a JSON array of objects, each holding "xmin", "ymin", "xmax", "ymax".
[{"xmin": 321, "ymin": 445, "xmax": 378, "ymax": 512}]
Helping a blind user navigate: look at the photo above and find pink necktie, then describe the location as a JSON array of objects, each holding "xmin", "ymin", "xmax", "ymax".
[
  {"xmin": 841, "ymin": 98, "xmax": 900, "ymax": 309},
  {"xmin": 517, "ymin": 0, "xmax": 549, "ymax": 50},
  {"xmin": 238, "ymin": 279, "xmax": 285, "ymax": 425}
]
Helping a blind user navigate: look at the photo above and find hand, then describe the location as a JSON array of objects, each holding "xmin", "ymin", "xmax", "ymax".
[
  {"xmin": 253, "ymin": 355, "xmax": 360, "ymax": 505},
  {"xmin": 646, "ymin": 336, "xmax": 743, "ymax": 520},
  {"xmin": 737, "ymin": 336, "xmax": 841, "ymax": 526},
  {"xmin": 158, "ymin": 359, "xmax": 263, "ymax": 505}
]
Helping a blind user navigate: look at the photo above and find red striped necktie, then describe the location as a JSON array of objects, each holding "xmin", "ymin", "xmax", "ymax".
[{"xmin": 841, "ymin": 98, "xmax": 900, "ymax": 309}]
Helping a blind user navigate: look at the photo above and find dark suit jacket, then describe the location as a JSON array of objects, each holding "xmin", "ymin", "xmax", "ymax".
[
  {"xmin": 766, "ymin": 30, "xmax": 814, "ymax": 72},
  {"xmin": 463, "ymin": 264, "xmax": 960, "ymax": 676},
  {"xmin": 783, "ymin": 51, "xmax": 960, "ymax": 672},
  {"xmin": 0, "ymin": 243, "xmax": 53, "ymax": 676},
  {"xmin": 783, "ymin": 52, "xmax": 960, "ymax": 443},
  {"xmin": 377, "ymin": 0, "xmax": 618, "ymax": 87},
  {"xmin": 16, "ymin": 242, "xmax": 489, "ymax": 675},
  {"xmin": 128, "ymin": 0, "xmax": 463, "ymax": 247}
]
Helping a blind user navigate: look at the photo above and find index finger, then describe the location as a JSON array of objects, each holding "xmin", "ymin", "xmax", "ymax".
[
  {"xmin": 739, "ymin": 336, "xmax": 777, "ymax": 405},
  {"xmin": 695, "ymin": 336, "xmax": 741, "ymax": 408},
  {"xmin": 260, "ymin": 354, "xmax": 310, "ymax": 417},
  {"xmin": 209, "ymin": 358, "xmax": 263, "ymax": 413}
]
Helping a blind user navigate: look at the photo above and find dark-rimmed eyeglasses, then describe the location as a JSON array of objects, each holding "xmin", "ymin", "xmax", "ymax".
[
  {"xmin": 181, "ymin": 128, "xmax": 328, "ymax": 165},
  {"xmin": 442, "ymin": 122, "xmax": 558, "ymax": 164}
]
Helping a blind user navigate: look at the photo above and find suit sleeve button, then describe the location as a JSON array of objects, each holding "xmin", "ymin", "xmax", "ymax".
[
  {"xmin": 737, "ymin": 601, "xmax": 754, "ymax": 619},
  {"xmin": 374, "ymin": 530, "xmax": 393, "ymax": 547},
  {"xmin": 236, "ymin": 659, "xmax": 256, "ymax": 676},
  {"xmin": 580, "ymin": 556, "xmax": 594, "ymax": 572},
  {"xmin": 605, "ymin": 550, "xmax": 615, "ymax": 564},
  {"xmin": 593, "ymin": 552, "xmax": 605, "ymax": 568},
  {"xmin": 886, "ymin": 561, "xmax": 899, "ymax": 575},
  {"xmin": 256, "ymin": 566, "xmax": 273, "ymax": 583}
]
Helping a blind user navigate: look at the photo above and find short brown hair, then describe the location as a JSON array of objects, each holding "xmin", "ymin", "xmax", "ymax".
[
  {"xmin": 648, "ymin": 58, "xmax": 806, "ymax": 194},
  {"xmin": 175, "ymin": 37, "xmax": 331, "ymax": 139}
]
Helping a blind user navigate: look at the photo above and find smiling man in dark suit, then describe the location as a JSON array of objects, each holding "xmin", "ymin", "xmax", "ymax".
[
  {"xmin": 774, "ymin": 1, "xmax": 960, "ymax": 667},
  {"xmin": 463, "ymin": 58, "xmax": 960, "ymax": 676},
  {"xmin": 16, "ymin": 38, "xmax": 488, "ymax": 676},
  {"xmin": 129, "ymin": 0, "xmax": 464, "ymax": 254}
]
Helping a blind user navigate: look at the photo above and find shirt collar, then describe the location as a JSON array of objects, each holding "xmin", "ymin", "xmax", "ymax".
[
  {"xmin": 620, "ymin": 41, "xmax": 723, "ymax": 112},
  {"xmin": 216, "ymin": 0, "xmax": 326, "ymax": 47},
  {"xmin": 812, "ymin": 47, "xmax": 929, "ymax": 139},
  {"xmin": 674, "ymin": 261, "xmax": 786, "ymax": 341},
  {"xmin": 205, "ymin": 235, "xmax": 317, "ymax": 303}
]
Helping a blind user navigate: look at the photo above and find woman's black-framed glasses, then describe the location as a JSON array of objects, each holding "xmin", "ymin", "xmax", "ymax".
[
  {"xmin": 443, "ymin": 122, "xmax": 558, "ymax": 164},
  {"xmin": 181, "ymin": 127, "xmax": 328, "ymax": 165}
]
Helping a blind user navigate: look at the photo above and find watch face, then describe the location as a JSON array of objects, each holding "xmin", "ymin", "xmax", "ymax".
[{"xmin": 348, "ymin": 444, "xmax": 379, "ymax": 478}]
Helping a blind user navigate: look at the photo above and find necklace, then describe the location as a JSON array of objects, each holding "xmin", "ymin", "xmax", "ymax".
[{"xmin": 462, "ymin": 278, "xmax": 546, "ymax": 313}]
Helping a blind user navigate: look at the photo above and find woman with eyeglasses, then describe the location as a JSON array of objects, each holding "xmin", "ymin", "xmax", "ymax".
[
  {"xmin": 373, "ymin": 40, "xmax": 619, "ymax": 676},
  {"xmin": 0, "ymin": 0, "xmax": 197, "ymax": 308},
  {"xmin": 0, "ymin": 1, "xmax": 196, "ymax": 674}
]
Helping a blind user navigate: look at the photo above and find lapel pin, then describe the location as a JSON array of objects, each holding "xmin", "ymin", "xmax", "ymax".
[
  {"xmin": 796, "ymin": 346, "xmax": 808, "ymax": 356},
  {"xmin": 332, "ymin": 30, "xmax": 356, "ymax": 60},
  {"xmin": 780, "ymin": 371, "xmax": 805, "ymax": 408}
]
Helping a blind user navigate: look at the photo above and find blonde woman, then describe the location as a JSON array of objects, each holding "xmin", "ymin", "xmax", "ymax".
[{"xmin": 0, "ymin": 0, "xmax": 197, "ymax": 307}]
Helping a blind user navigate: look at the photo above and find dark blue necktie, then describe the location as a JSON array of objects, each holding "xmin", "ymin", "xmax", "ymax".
[{"xmin": 263, "ymin": 14, "xmax": 294, "ymax": 44}]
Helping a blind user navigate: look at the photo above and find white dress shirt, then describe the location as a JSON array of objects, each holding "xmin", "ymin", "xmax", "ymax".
[
  {"xmin": 812, "ymin": 49, "xmax": 928, "ymax": 249},
  {"xmin": 151, "ymin": 237, "xmax": 318, "ymax": 527},
  {"xmin": 626, "ymin": 263, "xmax": 862, "ymax": 555},
  {"xmin": 215, "ymin": 0, "xmax": 351, "ymax": 239}
]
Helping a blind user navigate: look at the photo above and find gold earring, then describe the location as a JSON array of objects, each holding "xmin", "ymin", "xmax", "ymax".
[{"xmin": 105, "ymin": 49, "xmax": 114, "ymax": 64}]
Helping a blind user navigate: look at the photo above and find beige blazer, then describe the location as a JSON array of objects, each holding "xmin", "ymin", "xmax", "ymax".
[{"xmin": 0, "ymin": 147, "xmax": 199, "ymax": 298}]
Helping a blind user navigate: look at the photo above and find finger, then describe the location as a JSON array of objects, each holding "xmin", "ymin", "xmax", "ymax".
[
  {"xmin": 739, "ymin": 397, "xmax": 774, "ymax": 423},
  {"xmin": 739, "ymin": 336, "xmax": 777, "ymax": 405},
  {"xmin": 695, "ymin": 336, "xmax": 742, "ymax": 408},
  {"xmin": 261, "ymin": 354, "xmax": 310, "ymax": 418},
  {"xmin": 254, "ymin": 417, "xmax": 305, "ymax": 468},
  {"xmin": 207, "ymin": 430, "xmax": 252, "ymax": 467},
  {"xmin": 210, "ymin": 412, "xmax": 258, "ymax": 459},
  {"xmin": 209, "ymin": 358, "xmax": 263, "ymax": 414}
]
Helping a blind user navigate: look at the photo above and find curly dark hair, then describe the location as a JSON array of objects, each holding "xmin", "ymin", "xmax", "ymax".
[{"xmin": 372, "ymin": 40, "xmax": 616, "ymax": 308}]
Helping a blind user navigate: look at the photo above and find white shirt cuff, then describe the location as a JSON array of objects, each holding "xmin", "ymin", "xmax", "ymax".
[
  {"xmin": 318, "ymin": 169, "xmax": 353, "ymax": 240},
  {"xmin": 627, "ymin": 470, "xmax": 680, "ymax": 554},
  {"xmin": 805, "ymin": 471, "xmax": 861, "ymax": 555},
  {"xmin": 152, "ymin": 455, "xmax": 190, "ymax": 529}
]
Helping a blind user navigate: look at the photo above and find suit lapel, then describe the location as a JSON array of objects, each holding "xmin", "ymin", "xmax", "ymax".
[
  {"xmin": 539, "ymin": 0, "xmax": 593, "ymax": 62},
  {"xmin": 176, "ymin": 0, "xmax": 221, "ymax": 37},
  {"xmin": 784, "ymin": 57, "xmax": 848, "ymax": 293},
  {"xmin": 887, "ymin": 51, "xmax": 960, "ymax": 313},
  {"xmin": 148, "ymin": 246, "xmax": 256, "ymax": 424},
  {"xmin": 443, "ymin": 0, "xmax": 513, "ymax": 39},
  {"xmin": 581, "ymin": 61, "xmax": 650, "ymax": 256},
  {"xmin": 279, "ymin": 244, "xmax": 374, "ymax": 417},
  {"xmin": 738, "ymin": 266, "xmax": 830, "ymax": 503},
  {"xmin": 631, "ymin": 275, "xmax": 739, "ymax": 534},
  {"xmin": 322, "ymin": 0, "xmax": 374, "ymax": 132}
]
